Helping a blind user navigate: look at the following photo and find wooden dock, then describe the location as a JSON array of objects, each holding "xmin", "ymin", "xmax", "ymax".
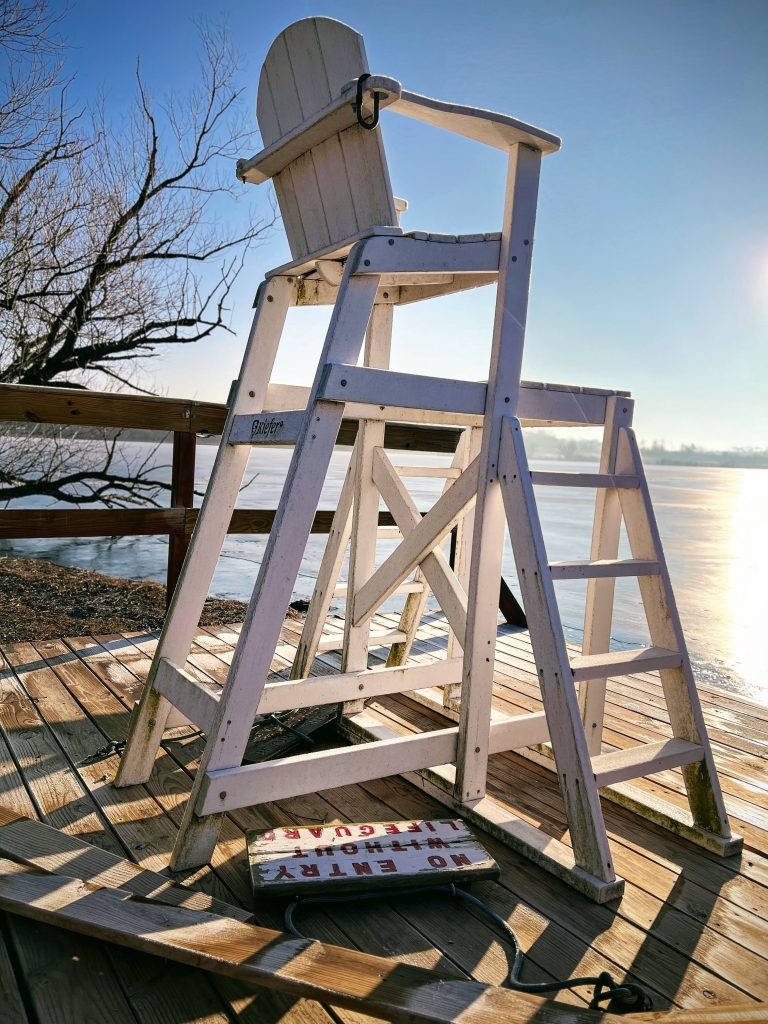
[{"xmin": 0, "ymin": 612, "xmax": 766, "ymax": 1022}]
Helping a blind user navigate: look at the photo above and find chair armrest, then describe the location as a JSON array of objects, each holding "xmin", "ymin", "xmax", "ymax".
[
  {"xmin": 237, "ymin": 76, "xmax": 402, "ymax": 185},
  {"xmin": 392, "ymin": 90, "xmax": 561, "ymax": 154}
]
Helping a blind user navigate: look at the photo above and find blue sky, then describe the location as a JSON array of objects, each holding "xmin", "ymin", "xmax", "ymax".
[{"xmin": 58, "ymin": 1, "xmax": 766, "ymax": 448}]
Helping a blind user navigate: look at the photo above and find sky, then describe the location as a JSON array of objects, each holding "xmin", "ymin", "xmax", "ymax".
[{"xmin": 54, "ymin": 0, "xmax": 767, "ymax": 449}]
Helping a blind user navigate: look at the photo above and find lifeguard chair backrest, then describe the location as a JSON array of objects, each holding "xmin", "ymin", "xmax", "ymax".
[{"xmin": 257, "ymin": 17, "xmax": 398, "ymax": 261}]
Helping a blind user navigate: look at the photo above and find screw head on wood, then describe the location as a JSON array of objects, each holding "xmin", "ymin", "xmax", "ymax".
[
  {"xmin": 340, "ymin": 379, "xmax": 347, "ymax": 386},
  {"xmin": 249, "ymin": 390, "xmax": 255, "ymax": 398},
  {"xmin": 364, "ymin": 259, "xmax": 371, "ymax": 266},
  {"xmin": 219, "ymin": 791, "xmax": 227, "ymax": 800},
  {"xmin": 267, "ymin": 295, "xmax": 274, "ymax": 302}
]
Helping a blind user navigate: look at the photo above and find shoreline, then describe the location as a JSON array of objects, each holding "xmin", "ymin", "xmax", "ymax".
[{"xmin": 0, "ymin": 556, "xmax": 251, "ymax": 644}]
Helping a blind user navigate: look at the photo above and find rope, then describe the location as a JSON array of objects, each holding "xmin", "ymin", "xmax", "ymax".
[{"xmin": 284, "ymin": 884, "xmax": 652, "ymax": 1013}]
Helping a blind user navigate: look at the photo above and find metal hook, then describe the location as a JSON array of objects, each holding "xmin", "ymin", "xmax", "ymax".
[{"xmin": 355, "ymin": 74, "xmax": 381, "ymax": 130}]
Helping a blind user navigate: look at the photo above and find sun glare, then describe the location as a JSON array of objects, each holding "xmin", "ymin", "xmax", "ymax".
[{"xmin": 728, "ymin": 469, "xmax": 768, "ymax": 698}]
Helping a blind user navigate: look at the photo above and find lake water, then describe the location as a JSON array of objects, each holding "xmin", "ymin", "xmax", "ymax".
[{"xmin": 3, "ymin": 439, "xmax": 766, "ymax": 705}]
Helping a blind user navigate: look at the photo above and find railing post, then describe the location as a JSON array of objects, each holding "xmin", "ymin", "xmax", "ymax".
[{"xmin": 166, "ymin": 428, "xmax": 196, "ymax": 606}]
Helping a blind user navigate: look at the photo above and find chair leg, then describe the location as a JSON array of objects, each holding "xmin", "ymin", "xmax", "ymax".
[
  {"xmin": 169, "ymin": 273, "xmax": 380, "ymax": 869},
  {"xmin": 115, "ymin": 278, "xmax": 293, "ymax": 787}
]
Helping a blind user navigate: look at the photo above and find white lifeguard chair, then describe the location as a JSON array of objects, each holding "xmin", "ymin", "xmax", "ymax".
[{"xmin": 116, "ymin": 17, "xmax": 740, "ymax": 900}]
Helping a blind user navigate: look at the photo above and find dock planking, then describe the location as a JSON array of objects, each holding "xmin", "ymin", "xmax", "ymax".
[{"xmin": 0, "ymin": 612, "xmax": 765, "ymax": 1022}]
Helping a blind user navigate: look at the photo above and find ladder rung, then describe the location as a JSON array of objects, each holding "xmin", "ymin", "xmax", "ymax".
[
  {"xmin": 334, "ymin": 581, "xmax": 425, "ymax": 598},
  {"xmin": 570, "ymin": 646, "xmax": 682, "ymax": 682},
  {"xmin": 316, "ymin": 629, "xmax": 407, "ymax": 652},
  {"xmin": 549, "ymin": 558, "xmax": 659, "ymax": 580},
  {"xmin": 530, "ymin": 471, "xmax": 639, "ymax": 488},
  {"xmin": 592, "ymin": 739, "xmax": 704, "ymax": 788},
  {"xmin": 393, "ymin": 465, "xmax": 462, "ymax": 479}
]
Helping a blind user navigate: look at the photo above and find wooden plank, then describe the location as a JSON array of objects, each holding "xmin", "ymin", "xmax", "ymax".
[
  {"xmin": 0, "ymin": 644, "xmax": 114, "ymax": 845},
  {"xmin": 0, "ymin": 915, "xmax": 30, "ymax": 1024},
  {"xmin": 0, "ymin": 806, "xmax": 251, "ymax": 921},
  {"xmin": 0, "ymin": 381, "xmax": 224, "ymax": 432},
  {"xmin": 166, "ymin": 429, "xmax": 196, "ymax": 603},
  {"xmin": 0, "ymin": 865, "xmax": 622, "ymax": 1024},
  {"xmin": 0, "ymin": 507, "xmax": 187, "ymax": 539},
  {"xmin": 247, "ymin": 818, "xmax": 499, "ymax": 896}
]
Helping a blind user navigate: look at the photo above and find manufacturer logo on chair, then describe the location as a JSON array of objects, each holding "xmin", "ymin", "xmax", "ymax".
[{"xmin": 250, "ymin": 415, "xmax": 285, "ymax": 441}]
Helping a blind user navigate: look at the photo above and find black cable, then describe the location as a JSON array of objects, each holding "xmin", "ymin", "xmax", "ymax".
[{"xmin": 283, "ymin": 884, "xmax": 652, "ymax": 1013}]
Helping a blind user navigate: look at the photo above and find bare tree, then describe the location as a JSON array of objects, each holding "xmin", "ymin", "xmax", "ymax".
[{"xmin": 0, "ymin": 2, "xmax": 274, "ymax": 506}]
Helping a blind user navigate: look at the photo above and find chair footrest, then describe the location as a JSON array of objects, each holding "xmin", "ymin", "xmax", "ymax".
[
  {"xmin": 592, "ymin": 739, "xmax": 703, "ymax": 787},
  {"xmin": 570, "ymin": 646, "xmax": 682, "ymax": 681}
]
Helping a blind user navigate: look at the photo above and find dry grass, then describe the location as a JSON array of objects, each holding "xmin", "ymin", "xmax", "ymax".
[{"xmin": 0, "ymin": 557, "xmax": 249, "ymax": 643}]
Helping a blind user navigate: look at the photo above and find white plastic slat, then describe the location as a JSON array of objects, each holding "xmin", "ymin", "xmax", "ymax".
[
  {"xmin": 549, "ymin": 558, "xmax": 660, "ymax": 580},
  {"xmin": 570, "ymin": 646, "xmax": 682, "ymax": 682},
  {"xmin": 592, "ymin": 739, "xmax": 704, "ymax": 788}
]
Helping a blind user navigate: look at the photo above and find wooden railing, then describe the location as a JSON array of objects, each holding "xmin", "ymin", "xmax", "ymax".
[{"xmin": 0, "ymin": 383, "xmax": 525, "ymax": 622}]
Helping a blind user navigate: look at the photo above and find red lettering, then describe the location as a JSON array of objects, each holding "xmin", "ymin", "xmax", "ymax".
[
  {"xmin": 364, "ymin": 841, "xmax": 384, "ymax": 854},
  {"xmin": 442, "ymin": 821, "xmax": 460, "ymax": 831},
  {"xmin": 451, "ymin": 854, "xmax": 471, "ymax": 866},
  {"xmin": 428, "ymin": 855, "xmax": 447, "ymax": 868},
  {"xmin": 424, "ymin": 821, "xmax": 437, "ymax": 832},
  {"xmin": 275, "ymin": 865, "xmax": 295, "ymax": 880},
  {"xmin": 391, "ymin": 840, "xmax": 421, "ymax": 852},
  {"xmin": 315, "ymin": 845, "xmax": 334, "ymax": 857},
  {"xmin": 406, "ymin": 822, "xmax": 423, "ymax": 833},
  {"xmin": 427, "ymin": 837, "xmax": 448, "ymax": 849},
  {"xmin": 359, "ymin": 825, "xmax": 375, "ymax": 836},
  {"xmin": 378, "ymin": 859, "xmax": 398, "ymax": 873},
  {"xmin": 334, "ymin": 826, "xmax": 352, "ymax": 838},
  {"xmin": 300, "ymin": 864, "xmax": 320, "ymax": 877},
  {"xmin": 292, "ymin": 846, "xmax": 307, "ymax": 858},
  {"xmin": 283, "ymin": 829, "xmax": 300, "ymax": 840},
  {"xmin": 339, "ymin": 843, "xmax": 359, "ymax": 855},
  {"xmin": 260, "ymin": 831, "xmax": 275, "ymax": 842},
  {"xmin": 352, "ymin": 862, "xmax": 373, "ymax": 876},
  {"xmin": 329, "ymin": 864, "xmax": 348, "ymax": 877},
  {"xmin": 308, "ymin": 827, "xmax": 324, "ymax": 839},
  {"xmin": 383, "ymin": 823, "xmax": 401, "ymax": 834}
]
